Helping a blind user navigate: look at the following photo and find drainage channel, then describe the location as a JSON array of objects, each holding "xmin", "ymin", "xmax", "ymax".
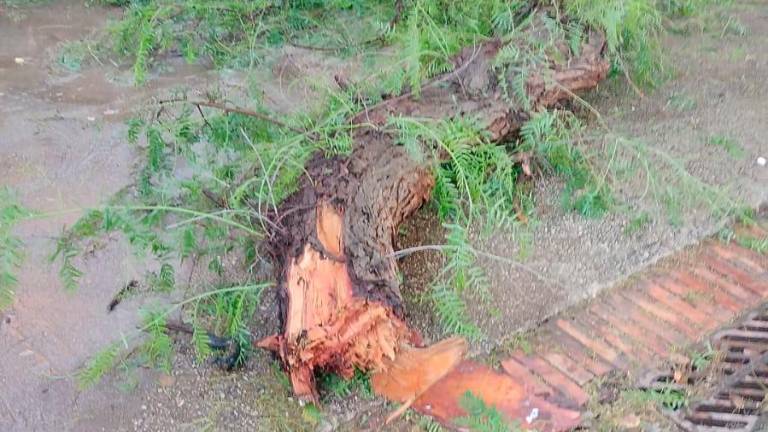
[{"xmin": 640, "ymin": 309, "xmax": 768, "ymax": 431}]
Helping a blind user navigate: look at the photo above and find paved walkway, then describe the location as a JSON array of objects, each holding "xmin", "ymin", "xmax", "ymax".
[{"xmin": 413, "ymin": 220, "xmax": 768, "ymax": 431}]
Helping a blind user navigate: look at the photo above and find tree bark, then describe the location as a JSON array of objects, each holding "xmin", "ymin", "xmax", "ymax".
[{"xmin": 257, "ymin": 31, "xmax": 610, "ymax": 402}]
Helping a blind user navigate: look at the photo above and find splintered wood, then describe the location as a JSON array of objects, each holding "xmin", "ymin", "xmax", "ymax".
[{"xmin": 258, "ymin": 203, "xmax": 414, "ymax": 401}]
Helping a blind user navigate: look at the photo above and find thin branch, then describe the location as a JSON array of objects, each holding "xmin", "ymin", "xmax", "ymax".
[
  {"xmin": 389, "ymin": 244, "xmax": 571, "ymax": 293},
  {"xmin": 617, "ymin": 54, "xmax": 645, "ymax": 98},
  {"xmin": 351, "ymin": 41, "xmax": 488, "ymax": 125},
  {"xmin": 287, "ymin": 0, "xmax": 403, "ymax": 52},
  {"xmin": 157, "ymin": 97, "xmax": 313, "ymax": 138}
]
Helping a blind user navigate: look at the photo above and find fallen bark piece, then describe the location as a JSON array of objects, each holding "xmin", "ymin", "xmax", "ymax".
[
  {"xmin": 371, "ymin": 337, "xmax": 468, "ymax": 423},
  {"xmin": 258, "ymin": 30, "xmax": 610, "ymax": 403},
  {"xmin": 413, "ymin": 361, "xmax": 582, "ymax": 431}
]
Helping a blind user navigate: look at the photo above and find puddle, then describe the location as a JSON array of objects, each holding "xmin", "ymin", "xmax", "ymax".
[{"xmin": 0, "ymin": 2, "xmax": 215, "ymax": 430}]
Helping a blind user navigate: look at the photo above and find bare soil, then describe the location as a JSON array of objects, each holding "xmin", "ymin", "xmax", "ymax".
[{"xmin": 1, "ymin": 1, "xmax": 766, "ymax": 431}]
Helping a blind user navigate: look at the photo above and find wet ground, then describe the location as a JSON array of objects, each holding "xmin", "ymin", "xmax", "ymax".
[
  {"xmin": 0, "ymin": 2, "xmax": 219, "ymax": 430},
  {"xmin": 1, "ymin": 1, "xmax": 767, "ymax": 431}
]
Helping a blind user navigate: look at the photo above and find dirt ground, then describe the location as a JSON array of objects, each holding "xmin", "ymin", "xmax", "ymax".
[
  {"xmin": 399, "ymin": 1, "xmax": 768, "ymax": 350},
  {"xmin": 1, "ymin": 1, "xmax": 766, "ymax": 431}
]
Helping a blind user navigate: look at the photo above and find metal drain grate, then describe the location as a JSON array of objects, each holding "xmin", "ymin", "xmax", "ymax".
[{"xmin": 639, "ymin": 310, "xmax": 768, "ymax": 431}]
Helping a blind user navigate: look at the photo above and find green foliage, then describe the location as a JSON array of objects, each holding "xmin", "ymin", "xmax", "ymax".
[
  {"xmin": 317, "ymin": 369, "xmax": 373, "ymax": 401},
  {"xmin": 0, "ymin": 188, "xmax": 28, "ymax": 310},
  {"xmin": 418, "ymin": 415, "xmax": 448, "ymax": 432},
  {"xmin": 50, "ymin": 236, "xmax": 83, "ymax": 293},
  {"xmin": 139, "ymin": 307, "xmax": 174, "ymax": 372},
  {"xmin": 624, "ymin": 212, "xmax": 652, "ymax": 235},
  {"xmin": 430, "ymin": 224, "xmax": 485, "ymax": 340},
  {"xmin": 77, "ymin": 342, "xmax": 121, "ymax": 388},
  {"xmin": 104, "ymin": 0, "xmax": 397, "ymax": 84},
  {"xmin": 706, "ymin": 134, "xmax": 744, "ymax": 159},
  {"xmin": 191, "ymin": 320, "xmax": 213, "ymax": 362},
  {"xmin": 457, "ymin": 391, "xmax": 518, "ymax": 432},
  {"xmin": 520, "ymin": 111, "xmax": 611, "ymax": 218},
  {"xmin": 566, "ymin": 0, "xmax": 664, "ymax": 87},
  {"xmin": 690, "ymin": 342, "xmax": 717, "ymax": 370},
  {"xmin": 148, "ymin": 263, "xmax": 175, "ymax": 292},
  {"xmin": 624, "ymin": 385, "xmax": 688, "ymax": 411}
]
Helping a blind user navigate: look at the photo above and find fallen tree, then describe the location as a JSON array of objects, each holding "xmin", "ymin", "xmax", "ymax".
[{"xmin": 257, "ymin": 26, "xmax": 610, "ymax": 402}]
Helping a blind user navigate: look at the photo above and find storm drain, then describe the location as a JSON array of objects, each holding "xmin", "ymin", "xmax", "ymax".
[{"xmin": 640, "ymin": 310, "xmax": 768, "ymax": 431}]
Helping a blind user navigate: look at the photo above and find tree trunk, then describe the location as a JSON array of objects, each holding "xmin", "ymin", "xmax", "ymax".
[{"xmin": 257, "ymin": 32, "xmax": 610, "ymax": 402}]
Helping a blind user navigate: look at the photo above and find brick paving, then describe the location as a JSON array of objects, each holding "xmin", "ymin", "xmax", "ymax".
[{"xmin": 413, "ymin": 220, "xmax": 768, "ymax": 430}]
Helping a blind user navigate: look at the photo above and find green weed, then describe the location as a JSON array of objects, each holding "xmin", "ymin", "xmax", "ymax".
[
  {"xmin": 0, "ymin": 188, "xmax": 28, "ymax": 310},
  {"xmin": 624, "ymin": 212, "xmax": 652, "ymax": 235},
  {"xmin": 317, "ymin": 369, "xmax": 373, "ymax": 401},
  {"xmin": 706, "ymin": 134, "xmax": 744, "ymax": 159},
  {"xmin": 690, "ymin": 342, "xmax": 718, "ymax": 370},
  {"xmin": 735, "ymin": 233, "xmax": 768, "ymax": 255},
  {"xmin": 457, "ymin": 391, "xmax": 520, "ymax": 432},
  {"xmin": 623, "ymin": 386, "xmax": 688, "ymax": 411}
]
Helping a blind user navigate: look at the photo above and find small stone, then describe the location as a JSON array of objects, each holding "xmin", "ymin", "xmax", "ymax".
[
  {"xmin": 103, "ymin": 109, "xmax": 118, "ymax": 116},
  {"xmin": 141, "ymin": 405, "xmax": 147, "ymax": 410},
  {"xmin": 86, "ymin": 116, "xmax": 96, "ymax": 122},
  {"xmin": 757, "ymin": 156, "xmax": 766, "ymax": 167},
  {"xmin": 14, "ymin": 57, "xmax": 24, "ymax": 65}
]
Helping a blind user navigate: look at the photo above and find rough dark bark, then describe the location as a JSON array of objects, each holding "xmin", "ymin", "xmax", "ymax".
[{"xmin": 257, "ymin": 32, "xmax": 610, "ymax": 402}]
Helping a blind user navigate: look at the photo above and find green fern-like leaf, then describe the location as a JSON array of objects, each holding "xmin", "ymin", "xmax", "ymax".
[
  {"xmin": 77, "ymin": 343, "xmax": 121, "ymax": 388},
  {"xmin": 0, "ymin": 190, "xmax": 25, "ymax": 310},
  {"xmin": 140, "ymin": 308, "xmax": 174, "ymax": 372},
  {"xmin": 431, "ymin": 282, "xmax": 481, "ymax": 339},
  {"xmin": 51, "ymin": 237, "xmax": 83, "ymax": 293},
  {"xmin": 511, "ymin": 67, "xmax": 530, "ymax": 110},
  {"xmin": 192, "ymin": 321, "xmax": 213, "ymax": 362},
  {"xmin": 457, "ymin": 391, "xmax": 517, "ymax": 432},
  {"xmin": 151, "ymin": 263, "xmax": 175, "ymax": 292},
  {"xmin": 404, "ymin": 3, "xmax": 423, "ymax": 97}
]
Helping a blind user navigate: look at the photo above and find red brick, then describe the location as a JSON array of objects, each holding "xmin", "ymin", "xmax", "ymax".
[
  {"xmin": 542, "ymin": 352, "xmax": 594, "ymax": 386},
  {"xmin": 547, "ymin": 332, "xmax": 614, "ymax": 378},
  {"xmin": 644, "ymin": 283, "xmax": 716, "ymax": 330},
  {"xmin": 500, "ymin": 357, "xmax": 553, "ymax": 398},
  {"xmin": 692, "ymin": 266, "xmax": 758, "ymax": 302},
  {"xmin": 575, "ymin": 314, "xmax": 653, "ymax": 363},
  {"xmin": 701, "ymin": 252, "xmax": 768, "ymax": 297},
  {"xmin": 589, "ymin": 302, "xmax": 670, "ymax": 357},
  {"xmin": 604, "ymin": 294, "xmax": 687, "ymax": 346},
  {"xmin": 670, "ymin": 270, "xmax": 742, "ymax": 313},
  {"xmin": 713, "ymin": 241, "xmax": 768, "ymax": 273},
  {"xmin": 707, "ymin": 241, "xmax": 768, "ymax": 274},
  {"xmin": 554, "ymin": 319, "xmax": 625, "ymax": 367},
  {"xmin": 414, "ymin": 361, "xmax": 582, "ymax": 432},
  {"xmin": 512, "ymin": 354, "xmax": 590, "ymax": 407},
  {"xmin": 652, "ymin": 274, "xmax": 731, "ymax": 323},
  {"xmin": 619, "ymin": 290, "xmax": 702, "ymax": 340}
]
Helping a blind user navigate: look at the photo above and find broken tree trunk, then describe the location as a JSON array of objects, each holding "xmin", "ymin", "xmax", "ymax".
[{"xmin": 257, "ymin": 32, "xmax": 610, "ymax": 402}]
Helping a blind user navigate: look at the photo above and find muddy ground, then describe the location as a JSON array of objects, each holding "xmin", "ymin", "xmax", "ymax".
[{"xmin": 1, "ymin": 1, "xmax": 766, "ymax": 431}]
